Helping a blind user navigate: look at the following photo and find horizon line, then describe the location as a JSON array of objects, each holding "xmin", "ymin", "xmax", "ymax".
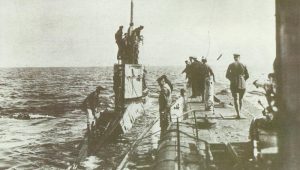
[{"xmin": 0, "ymin": 64, "xmax": 185, "ymax": 68}]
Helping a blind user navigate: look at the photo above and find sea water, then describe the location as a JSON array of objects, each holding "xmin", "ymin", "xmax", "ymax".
[{"xmin": 0, "ymin": 66, "xmax": 270, "ymax": 169}]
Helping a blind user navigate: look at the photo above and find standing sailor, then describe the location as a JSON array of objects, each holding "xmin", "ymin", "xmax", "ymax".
[
  {"xmin": 132, "ymin": 25, "xmax": 144, "ymax": 64},
  {"xmin": 197, "ymin": 57, "xmax": 206, "ymax": 102},
  {"xmin": 115, "ymin": 26, "xmax": 124, "ymax": 62},
  {"xmin": 182, "ymin": 60, "xmax": 192, "ymax": 87},
  {"xmin": 127, "ymin": 22, "xmax": 135, "ymax": 63},
  {"xmin": 190, "ymin": 57, "xmax": 204, "ymax": 98},
  {"xmin": 202, "ymin": 57, "xmax": 215, "ymax": 111},
  {"xmin": 226, "ymin": 54, "xmax": 249, "ymax": 119},
  {"xmin": 127, "ymin": 22, "xmax": 135, "ymax": 37},
  {"xmin": 133, "ymin": 25, "xmax": 144, "ymax": 42},
  {"xmin": 122, "ymin": 33, "xmax": 130, "ymax": 64},
  {"xmin": 157, "ymin": 75, "xmax": 172, "ymax": 137},
  {"xmin": 189, "ymin": 57, "xmax": 198, "ymax": 97}
]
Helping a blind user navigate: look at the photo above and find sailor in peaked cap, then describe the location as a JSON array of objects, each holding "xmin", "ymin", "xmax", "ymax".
[{"xmin": 233, "ymin": 53, "xmax": 240, "ymax": 58}]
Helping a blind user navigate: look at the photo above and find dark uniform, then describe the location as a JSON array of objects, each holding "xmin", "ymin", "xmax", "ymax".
[
  {"xmin": 226, "ymin": 57, "xmax": 249, "ymax": 118},
  {"xmin": 226, "ymin": 61, "xmax": 249, "ymax": 99},
  {"xmin": 190, "ymin": 59, "xmax": 204, "ymax": 97},
  {"xmin": 115, "ymin": 26, "xmax": 124, "ymax": 60},
  {"xmin": 157, "ymin": 75, "xmax": 172, "ymax": 137},
  {"xmin": 198, "ymin": 60, "xmax": 206, "ymax": 99},
  {"xmin": 82, "ymin": 86, "xmax": 106, "ymax": 119},
  {"xmin": 182, "ymin": 62, "xmax": 192, "ymax": 86},
  {"xmin": 131, "ymin": 26, "xmax": 144, "ymax": 64},
  {"xmin": 133, "ymin": 26, "xmax": 144, "ymax": 42}
]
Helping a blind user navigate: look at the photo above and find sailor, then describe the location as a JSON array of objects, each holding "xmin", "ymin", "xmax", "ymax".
[
  {"xmin": 126, "ymin": 23, "xmax": 135, "ymax": 64},
  {"xmin": 82, "ymin": 86, "xmax": 107, "ymax": 120},
  {"xmin": 190, "ymin": 57, "xmax": 204, "ymax": 98},
  {"xmin": 182, "ymin": 60, "xmax": 192, "ymax": 87},
  {"xmin": 253, "ymin": 73, "xmax": 277, "ymax": 108},
  {"xmin": 226, "ymin": 54, "xmax": 249, "ymax": 119},
  {"xmin": 132, "ymin": 25, "xmax": 144, "ymax": 64},
  {"xmin": 122, "ymin": 33, "xmax": 129, "ymax": 64},
  {"xmin": 202, "ymin": 57, "xmax": 215, "ymax": 82},
  {"xmin": 133, "ymin": 25, "xmax": 144, "ymax": 42},
  {"xmin": 202, "ymin": 57, "xmax": 215, "ymax": 110},
  {"xmin": 127, "ymin": 22, "xmax": 135, "ymax": 37},
  {"xmin": 197, "ymin": 57, "xmax": 206, "ymax": 102},
  {"xmin": 115, "ymin": 26, "xmax": 124, "ymax": 61},
  {"xmin": 249, "ymin": 73, "xmax": 278, "ymax": 156},
  {"xmin": 157, "ymin": 75, "xmax": 172, "ymax": 136},
  {"xmin": 189, "ymin": 56, "xmax": 197, "ymax": 97}
]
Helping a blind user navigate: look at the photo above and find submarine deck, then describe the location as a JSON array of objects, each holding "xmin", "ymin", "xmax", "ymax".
[
  {"xmin": 154, "ymin": 90, "xmax": 256, "ymax": 170},
  {"xmin": 117, "ymin": 85, "xmax": 264, "ymax": 170}
]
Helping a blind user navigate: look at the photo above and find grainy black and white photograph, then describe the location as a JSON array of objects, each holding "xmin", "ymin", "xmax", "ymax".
[{"xmin": 1, "ymin": 0, "xmax": 300, "ymax": 169}]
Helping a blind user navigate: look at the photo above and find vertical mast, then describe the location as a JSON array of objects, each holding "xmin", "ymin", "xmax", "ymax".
[{"xmin": 130, "ymin": 0, "xmax": 133, "ymax": 24}]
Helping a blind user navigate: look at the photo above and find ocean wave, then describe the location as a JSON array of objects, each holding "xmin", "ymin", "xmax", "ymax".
[
  {"xmin": 28, "ymin": 114, "xmax": 56, "ymax": 119},
  {"xmin": 0, "ymin": 66, "xmax": 270, "ymax": 169},
  {"xmin": 9, "ymin": 113, "xmax": 56, "ymax": 120}
]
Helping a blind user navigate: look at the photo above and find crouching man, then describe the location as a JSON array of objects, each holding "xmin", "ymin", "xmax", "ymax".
[{"xmin": 82, "ymin": 86, "xmax": 107, "ymax": 121}]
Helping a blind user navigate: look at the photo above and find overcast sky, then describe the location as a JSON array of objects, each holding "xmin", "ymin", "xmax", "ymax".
[{"xmin": 0, "ymin": 0, "xmax": 275, "ymax": 71}]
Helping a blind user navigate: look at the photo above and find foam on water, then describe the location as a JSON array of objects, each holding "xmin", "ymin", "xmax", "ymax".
[
  {"xmin": 29, "ymin": 114, "xmax": 56, "ymax": 119},
  {"xmin": 80, "ymin": 156, "xmax": 103, "ymax": 170}
]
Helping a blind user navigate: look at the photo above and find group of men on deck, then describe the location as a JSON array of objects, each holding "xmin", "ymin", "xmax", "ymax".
[
  {"xmin": 182, "ymin": 56, "xmax": 215, "ymax": 110},
  {"xmin": 82, "ymin": 54, "xmax": 249, "ymax": 138},
  {"xmin": 182, "ymin": 54, "xmax": 249, "ymax": 119},
  {"xmin": 115, "ymin": 23, "xmax": 144, "ymax": 64}
]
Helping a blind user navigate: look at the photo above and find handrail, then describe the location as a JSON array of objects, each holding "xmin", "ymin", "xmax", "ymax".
[
  {"xmin": 176, "ymin": 117, "xmax": 181, "ymax": 170},
  {"xmin": 193, "ymin": 111, "xmax": 199, "ymax": 140},
  {"xmin": 117, "ymin": 116, "xmax": 159, "ymax": 170},
  {"xmin": 176, "ymin": 109, "xmax": 197, "ymax": 118}
]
